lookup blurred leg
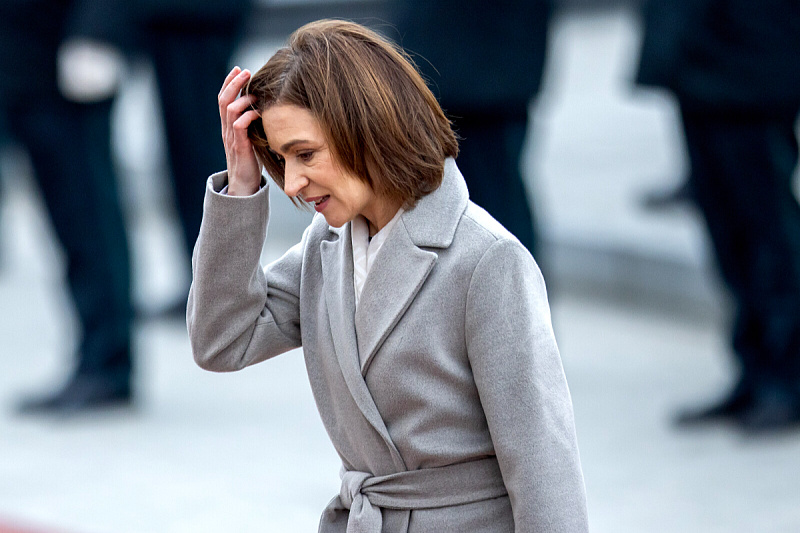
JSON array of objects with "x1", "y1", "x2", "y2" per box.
[
  {"x1": 10, "y1": 94, "x2": 133, "y2": 409},
  {"x1": 680, "y1": 106, "x2": 800, "y2": 430}
]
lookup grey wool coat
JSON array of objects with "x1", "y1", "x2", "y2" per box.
[{"x1": 187, "y1": 159, "x2": 589, "y2": 532}]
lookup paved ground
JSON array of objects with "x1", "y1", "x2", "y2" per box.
[{"x1": 1, "y1": 6, "x2": 799, "y2": 533}]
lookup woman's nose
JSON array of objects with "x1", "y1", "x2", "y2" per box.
[{"x1": 283, "y1": 165, "x2": 307, "y2": 197}]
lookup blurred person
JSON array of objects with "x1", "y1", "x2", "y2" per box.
[
  {"x1": 390, "y1": 0, "x2": 552, "y2": 257},
  {"x1": 636, "y1": 0, "x2": 800, "y2": 432},
  {"x1": 190, "y1": 20, "x2": 588, "y2": 531},
  {"x1": 0, "y1": 0, "x2": 134, "y2": 413},
  {"x1": 126, "y1": 0, "x2": 251, "y2": 317},
  {"x1": 641, "y1": 180, "x2": 693, "y2": 210}
]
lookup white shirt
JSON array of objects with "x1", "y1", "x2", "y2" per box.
[{"x1": 351, "y1": 208, "x2": 405, "y2": 310}]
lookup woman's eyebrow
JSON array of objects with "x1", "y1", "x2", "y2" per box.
[{"x1": 280, "y1": 139, "x2": 311, "y2": 152}]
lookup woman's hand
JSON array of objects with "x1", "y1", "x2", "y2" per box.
[{"x1": 218, "y1": 66, "x2": 262, "y2": 196}]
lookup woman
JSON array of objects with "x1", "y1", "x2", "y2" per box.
[{"x1": 188, "y1": 19, "x2": 588, "y2": 532}]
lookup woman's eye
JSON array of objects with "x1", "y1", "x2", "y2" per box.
[{"x1": 298, "y1": 151, "x2": 313, "y2": 162}]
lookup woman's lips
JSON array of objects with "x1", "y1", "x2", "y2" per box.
[{"x1": 309, "y1": 195, "x2": 330, "y2": 212}]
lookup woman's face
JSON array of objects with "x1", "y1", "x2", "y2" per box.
[{"x1": 261, "y1": 104, "x2": 383, "y2": 229}]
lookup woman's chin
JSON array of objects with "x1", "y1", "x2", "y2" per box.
[{"x1": 321, "y1": 214, "x2": 347, "y2": 228}]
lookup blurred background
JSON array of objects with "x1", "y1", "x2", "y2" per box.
[{"x1": 1, "y1": 0, "x2": 799, "y2": 532}]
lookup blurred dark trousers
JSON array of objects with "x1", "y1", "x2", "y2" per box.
[
  {"x1": 681, "y1": 106, "x2": 800, "y2": 395},
  {"x1": 4, "y1": 95, "x2": 132, "y2": 385},
  {"x1": 143, "y1": 29, "x2": 238, "y2": 255},
  {"x1": 453, "y1": 111, "x2": 536, "y2": 256}
]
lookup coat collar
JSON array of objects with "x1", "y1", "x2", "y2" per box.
[{"x1": 400, "y1": 157, "x2": 470, "y2": 249}]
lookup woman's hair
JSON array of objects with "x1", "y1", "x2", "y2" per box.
[{"x1": 245, "y1": 19, "x2": 458, "y2": 206}]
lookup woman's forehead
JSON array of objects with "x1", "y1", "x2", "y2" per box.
[{"x1": 261, "y1": 104, "x2": 325, "y2": 149}]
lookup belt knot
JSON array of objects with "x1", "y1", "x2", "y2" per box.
[
  {"x1": 322, "y1": 458, "x2": 507, "y2": 533},
  {"x1": 339, "y1": 470, "x2": 372, "y2": 509}
]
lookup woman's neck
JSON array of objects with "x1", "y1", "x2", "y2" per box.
[{"x1": 363, "y1": 198, "x2": 403, "y2": 237}]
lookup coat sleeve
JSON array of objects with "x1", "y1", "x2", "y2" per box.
[
  {"x1": 465, "y1": 238, "x2": 589, "y2": 532},
  {"x1": 187, "y1": 171, "x2": 303, "y2": 372}
]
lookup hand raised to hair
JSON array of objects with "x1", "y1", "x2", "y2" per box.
[{"x1": 218, "y1": 67, "x2": 262, "y2": 196}]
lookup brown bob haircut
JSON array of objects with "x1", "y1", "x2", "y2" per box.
[{"x1": 245, "y1": 19, "x2": 458, "y2": 206}]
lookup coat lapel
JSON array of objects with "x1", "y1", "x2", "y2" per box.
[
  {"x1": 317, "y1": 159, "x2": 469, "y2": 466},
  {"x1": 355, "y1": 158, "x2": 470, "y2": 375},
  {"x1": 355, "y1": 225, "x2": 437, "y2": 374},
  {"x1": 319, "y1": 224, "x2": 406, "y2": 470}
]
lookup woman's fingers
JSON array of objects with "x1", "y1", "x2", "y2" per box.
[
  {"x1": 217, "y1": 67, "x2": 261, "y2": 195},
  {"x1": 219, "y1": 68, "x2": 255, "y2": 145},
  {"x1": 219, "y1": 67, "x2": 251, "y2": 142},
  {"x1": 218, "y1": 67, "x2": 241, "y2": 128},
  {"x1": 232, "y1": 109, "x2": 261, "y2": 138},
  {"x1": 229, "y1": 109, "x2": 259, "y2": 155},
  {"x1": 219, "y1": 68, "x2": 250, "y2": 112},
  {"x1": 218, "y1": 66, "x2": 241, "y2": 101},
  {"x1": 223, "y1": 94, "x2": 257, "y2": 154},
  {"x1": 226, "y1": 93, "x2": 257, "y2": 127}
]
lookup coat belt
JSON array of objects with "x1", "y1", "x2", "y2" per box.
[{"x1": 321, "y1": 457, "x2": 508, "y2": 532}]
